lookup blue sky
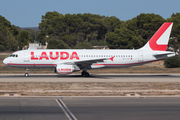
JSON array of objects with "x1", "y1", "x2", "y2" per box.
[{"x1": 0, "y1": 0, "x2": 179, "y2": 27}]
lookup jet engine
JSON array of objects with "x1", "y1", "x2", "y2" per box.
[{"x1": 55, "y1": 64, "x2": 75, "y2": 74}]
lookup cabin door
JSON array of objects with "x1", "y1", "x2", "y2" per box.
[{"x1": 24, "y1": 51, "x2": 29, "y2": 62}]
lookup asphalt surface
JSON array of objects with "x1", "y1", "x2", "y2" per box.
[
  {"x1": 0, "y1": 97, "x2": 68, "y2": 120},
  {"x1": 0, "y1": 97, "x2": 180, "y2": 120},
  {"x1": 0, "y1": 74, "x2": 180, "y2": 82}
]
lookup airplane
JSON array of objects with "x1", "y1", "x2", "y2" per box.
[{"x1": 3, "y1": 22, "x2": 175, "y2": 77}]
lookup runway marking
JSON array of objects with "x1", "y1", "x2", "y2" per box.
[{"x1": 56, "y1": 99, "x2": 77, "y2": 120}]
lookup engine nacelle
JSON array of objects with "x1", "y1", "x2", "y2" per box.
[{"x1": 55, "y1": 65, "x2": 74, "y2": 74}]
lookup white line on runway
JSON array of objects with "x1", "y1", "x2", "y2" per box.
[{"x1": 56, "y1": 99, "x2": 77, "y2": 120}]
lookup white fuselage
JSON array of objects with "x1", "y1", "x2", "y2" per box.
[{"x1": 3, "y1": 49, "x2": 175, "y2": 69}]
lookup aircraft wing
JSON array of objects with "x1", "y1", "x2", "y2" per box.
[
  {"x1": 62, "y1": 56, "x2": 114, "y2": 69},
  {"x1": 63, "y1": 58, "x2": 106, "y2": 69}
]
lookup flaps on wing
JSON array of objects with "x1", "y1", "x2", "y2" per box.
[
  {"x1": 60, "y1": 56, "x2": 115, "y2": 69},
  {"x1": 74, "y1": 58, "x2": 106, "y2": 69}
]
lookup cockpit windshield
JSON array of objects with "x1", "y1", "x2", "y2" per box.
[{"x1": 10, "y1": 54, "x2": 18, "y2": 57}]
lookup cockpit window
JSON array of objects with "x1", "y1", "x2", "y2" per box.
[{"x1": 10, "y1": 54, "x2": 18, "y2": 57}]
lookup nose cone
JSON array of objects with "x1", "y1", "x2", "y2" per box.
[{"x1": 3, "y1": 58, "x2": 7, "y2": 65}]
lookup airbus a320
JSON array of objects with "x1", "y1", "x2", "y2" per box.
[{"x1": 3, "y1": 22, "x2": 175, "y2": 77}]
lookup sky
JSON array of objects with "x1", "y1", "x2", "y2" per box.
[{"x1": 0, "y1": 0, "x2": 180, "y2": 27}]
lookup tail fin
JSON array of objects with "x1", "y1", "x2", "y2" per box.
[{"x1": 140, "y1": 22, "x2": 173, "y2": 51}]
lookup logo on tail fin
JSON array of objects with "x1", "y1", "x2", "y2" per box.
[
  {"x1": 149, "y1": 22, "x2": 173, "y2": 51},
  {"x1": 140, "y1": 22, "x2": 173, "y2": 51}
]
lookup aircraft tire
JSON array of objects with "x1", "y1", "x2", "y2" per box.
[
  {"x1": 25, "y1": 73, "x2": 29, "y2": 77},
  {"x1": 81, "y1": 71, "x2": 89, "y2": 77}
]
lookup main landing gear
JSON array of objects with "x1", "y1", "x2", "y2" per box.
[
  {"x1": 25, "y1": 68, "x2": 29, "y2": 77},
  {"x1": 81, "y1": 70, "x2": 90, "y2": 77}
]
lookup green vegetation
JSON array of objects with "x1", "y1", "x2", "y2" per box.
[
  {"x1": 0, "y1": 16, "x2": 19, "y2": 51},
  {"x1": 0, "y1": 12, "x2": 180, "y2": 52},
  {"x1": 18, "y1": 30, "x2": 33, "y2": 50},
  {"x1": 47, "y1": 38, "x2": 70, "y2": 49},
  {"x1": 0, "y1": 15, "x2": 34, "y2": 51},
  {"x1": 38, "y1": 12, "x2": 180, "y2": 50},
  {"x1": 164, "y1": 56, "x2": 180, "y2": 68}
]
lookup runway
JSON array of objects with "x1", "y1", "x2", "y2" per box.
[
  {"x1": 0, "y1": 97, "x2": 180, "y2": 120},
  {"x1": 0, "y1": 73, "x2": 180, "y2": 82}
]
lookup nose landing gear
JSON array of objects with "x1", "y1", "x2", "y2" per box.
[{"x1": 25, "y1": 68, "x2": 29, "y2": 77}]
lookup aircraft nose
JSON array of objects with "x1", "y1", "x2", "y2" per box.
[{"x1": 3, "y1": 58, "x2": 7, "y2": 65}]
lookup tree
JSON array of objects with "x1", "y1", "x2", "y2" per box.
[
  {"x1": 167, "y1": 13, "x2": 180, "y2": 53},
  {"x1": 164, "y1": 56, "x2": 180, "y2": 68},
  {"x1": 38, "y1": 12, "x2": 180, "y2": 50},
  {"x1": 0, "y1": 45, "x2": 5, "y2": 51},
  {"x1": 18, "y1": 30, "x2": 32, "y2": 50},
  {"x1": 74, "y1": 41, "x2": 93, "y2": 49},
  {"x1": 106, "y1": 27, "x2": 144, "y2": 49},
  {"x1": 104, "y1": 16, "x2": 122, "y2": 32},
  {"x1": 38, "y1": 12, "x2": 108, "y2": 48},
  {"x1": 127, "y1": 13, "x2": 165, "y2": 41},
  {"x1": 22, "y1": 29, "x2": 40, "y2": 43},
  {"x1": 0, "y1": 15, "x2": 19, "y2": 51},
  {"x1": 47, "y1": 38, "x2": 70, "y2": 49}
]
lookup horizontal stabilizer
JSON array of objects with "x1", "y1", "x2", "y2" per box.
[{"x1": 153, "y1": 52, "x2": 175, "y2": 57}]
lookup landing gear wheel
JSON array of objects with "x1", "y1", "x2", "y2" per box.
[
  {"x1": 81, "y1": 71, "x2": 90, "y2": 77},
  {"x1": 25, "y1": 73, "x2": 29, "y2": 77},
  {"x1": 25, "y1": 68, "x2": 29, "y2": 77}
]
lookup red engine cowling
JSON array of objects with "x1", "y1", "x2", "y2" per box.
[{"x1": 55, "y1": 65, "x2": 74, "y2": 74}]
